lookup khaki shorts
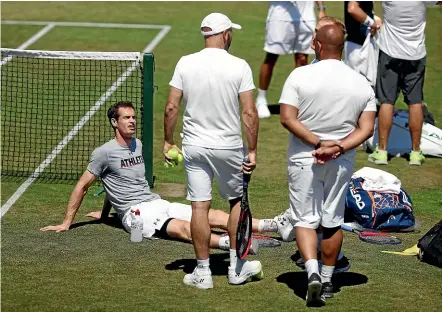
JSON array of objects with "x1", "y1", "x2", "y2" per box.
[
  {"x1": 183, "y1": 145, "x2": 243, "y2": 201},
  {"x1": 264, "y1": 20, "x2": 315, "y2": 55},
  {"x1": 288, "y1": 158, "x2": 353, "y2": 229}
]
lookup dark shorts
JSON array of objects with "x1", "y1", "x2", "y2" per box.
[
  {"x1": 376, "y1": 49, "x2": 426, "y2": 105},
  {"x1": 154, "y1": 218, "x2": 173, "y2": 239}
]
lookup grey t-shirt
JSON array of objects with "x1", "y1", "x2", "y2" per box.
[
  {"x1": 377, "y1": 1, "x2": 432, "y2": 60},
  {"x1": 87, "y1": 138, "x2": 160, "y2": 215}
]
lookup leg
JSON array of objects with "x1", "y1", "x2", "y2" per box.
[
  {"x1": 227, "y1": 198, "x2": 241, "y2": 250},
  {"x1": 182, "y1": 145, "x2": 214, "y2": 289},
  {"x1": 402, "y1": 56, "x2": 426, "y2": 163},
  {"x1": 408, "y1": 103, "x2": 424, "y2": 152},
  {"x1": 191, "y1": 201, "x2": 211, "y2": 260},
  {"x1": 294, "y1": 53, "x2": 308, "y2": 67},
  {"x1": 320, "y1": 226, "x2": 343, "y2": 267},
  {"x1": 377, "y1": 103, "x2": 394, "y2": 150},
  {"x1": 296, "y1": 226, "x2": 318, "y2": 262},
  {"x1": 258, "y1": 52, "x2": 279, "y2": 91},
  {"x1": 371, "y1": 50, "x2": 400, "y2": 164},
  {"x1": 164, "y1": 218, "x2": 223, "y2": 249}
]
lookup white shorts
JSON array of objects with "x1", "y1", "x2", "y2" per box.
[
  {"x1": 121, "y1": 199, "x2": 191, "y2": 238},
  {"x1": 288, "y1": 158, "x2": 353, "y2": 229},
  {"x1": 264, "y1": 20, "x2": 315, "y2": 55},
  {"x1": 183, "y1": 145, "x2": 243, "y2": 201}
]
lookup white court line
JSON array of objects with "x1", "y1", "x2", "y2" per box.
[
  {"x1": 1, "y1": 23, "x2": 55, "y2": 66},
  {"x1": 2, "y1": 20, "x2": 169, "y2": 29},
  {"x1": 0, "y1": 24, "x2": 171, "y2": 218}
]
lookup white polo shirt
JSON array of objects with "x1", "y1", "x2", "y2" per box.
[
  {"x1": 279, "y1": 59, "x2": 377, "y2": 162},
  {"x1": 377, "y1": 1, "x2": 433, "y2": 60},
  {"x1": 267, "y1": 1, "x2": 316, "y2": 23},
  {"x1": 169, "y1": 48, "x2": 255, "y2": 149}
]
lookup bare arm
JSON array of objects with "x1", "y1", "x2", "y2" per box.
[
  {"x1": 316, "y1": 1, "x2": 326, "y2": 19},
  {"x1": 280, "y1": 104, "x2": 320, "y2": 147},
  {"x1": 163, "y1": 86, "x2": 183, "y2": 145},
  {"x1": 348, "y1": 1, "x2": 381, "y2": 36},
  {"x1": 40, "y1": 171, "x2": 96, "y2": 232},
  {"x1": 239, "y1": 90, "x2": 259, "y2": 172},
  {"x1": 347, "y1": 1, "x2": 369, "y2": 24},
  {"x1": 341, "y1": 111, "x2": 376, "y2": 152},
  {"x1": 163, "y1": 86, "x2": 183, "y2": 163},
  {"x1": 312, "y1": 111, "x2": 376, "y2": 163}
]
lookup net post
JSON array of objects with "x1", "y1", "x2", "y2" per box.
[{"x1": 142, "y1": 53, "x2": 155, "y2": 188}]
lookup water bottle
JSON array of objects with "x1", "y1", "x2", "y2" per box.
[{"x1": 130, "y1": 209, "x2": 143, "y2": 243}]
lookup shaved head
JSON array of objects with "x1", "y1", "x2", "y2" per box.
[
  {"x1": 311, "y1": 16, "x2": 346, "y2": 50},
  {"x1": 314, "y1": 23, "x2": 345, "y2": 60}
]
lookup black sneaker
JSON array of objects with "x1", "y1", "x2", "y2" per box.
[
  {"x1": 333, "y1": 256, "x2": 351, "y2": 273},
  {"x1": 306, "y1": 273, "x2": 325, "y2": 307},
  {"x1": 321, "y1": 282, "x2": 334, "y2": 299}
]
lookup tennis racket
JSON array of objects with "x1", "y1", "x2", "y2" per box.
[
  {"x1": 341, "y1": 222, "x2": 402, "y2": 245},
  {"x1": 236, "y1": 168, "x2": 253, "y2": 259}
]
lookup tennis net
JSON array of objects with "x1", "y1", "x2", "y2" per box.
[{"x1": 1, "y1": 48, "x2": 152, "y2": 182}]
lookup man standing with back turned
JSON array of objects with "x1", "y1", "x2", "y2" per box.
[
  {"x1": 163, "y1": 13, "x2": 261, "y2": 289},
  {"x1": 280, "y1": 22, "x2": 376, "y2": 305}
]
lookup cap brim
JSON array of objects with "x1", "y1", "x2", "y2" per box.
[{"x1": 231, "y1": 23, "x2": 242, "y2": 30}]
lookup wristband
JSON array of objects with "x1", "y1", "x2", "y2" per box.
[
  {"x1": 315, "y1": 140, "x2": 322, "y2": 149},
  {"x1": 363, "y1": 15, "x2": 375, "y2": 27},
  {"x1": 339, "y1": 145, "x2": 345, "y2": 155},
  {"x1": 318, "y1": 5, "x2": 326, "y2": 10}
]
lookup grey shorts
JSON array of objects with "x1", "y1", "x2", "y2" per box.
[{"x1": 376, "y1": 49, "x2": 426, "y2": 105}]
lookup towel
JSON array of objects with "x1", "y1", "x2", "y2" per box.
[{"x1": 352, "y1": 167, "x2": 401, "y2": 194}]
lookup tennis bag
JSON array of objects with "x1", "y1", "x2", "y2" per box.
[
  {"x1": 345, "y1": 177, "x2": 415, "y2": 231},
  {"x1": 417, "y1": 219, "x2": 442, "y2": 268}
]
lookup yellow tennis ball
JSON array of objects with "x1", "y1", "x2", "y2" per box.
[
  {"x1": 177, "y1": 153, "x2": 184, "y2": 163},
  {"x1": 164, "y1": 161, "x2": 176, "y2": 169},
  {"x1": 167, "y1": 148, "x2": 179, "y2": 160}
]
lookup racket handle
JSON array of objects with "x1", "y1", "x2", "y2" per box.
[{"x1": 243, "y1": 158, "x2": 251, "y2": 183}]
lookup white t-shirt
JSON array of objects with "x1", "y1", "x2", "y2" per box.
[
  {"x1": 279, "y1": 59, "x2": 377, "y2": 162},
  {"x1": 377, "y1": 1, "x2": 432, "y2": 60},
  {"x1": 267, "y1": 1, "x2": 316, "y2": 23},
  {"x1": 169, "y1": 48, "x2": 255, "y2": 149}
]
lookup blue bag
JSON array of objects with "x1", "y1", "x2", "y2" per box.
[{"x1": 345, "y1": 177, "x2": 415, "y2": 231}]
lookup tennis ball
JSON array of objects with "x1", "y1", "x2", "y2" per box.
[
  {"x1": 252, "y1": 269, "x2": 264, "y2": 281},
  {"x1": 177, "y1": 153, "x2": 184, "y2": 163},
  {"x1": 164, "y1": 161, "x2": 176, "y2": 169},
  {"x1": 167, "y1": 148, "x2": 179, "y2": 160}
]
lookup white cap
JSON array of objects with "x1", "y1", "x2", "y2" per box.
[{"x1": 200, "y1": 13, "x2": 242, "y2": 36}]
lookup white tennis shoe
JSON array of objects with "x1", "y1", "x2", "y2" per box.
[
  {"x1": 228, "y1": 260, "x2": 263, "y2": 285},
  {"x1": 183, "y1": 267, "x2": 213, "y2": 289}
]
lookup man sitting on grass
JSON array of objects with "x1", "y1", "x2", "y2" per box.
[{"x1": 40, "y1": 101, "x2": 285, "y2": 253}]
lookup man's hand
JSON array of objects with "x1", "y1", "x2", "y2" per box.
[
  {"x1": 40, "y1": 223, "x2": 70, "y2": 232},
  {"x1": 85, "y1": 211, "x2": 102, "y2": 220},
  {"x1": 313, "y1": 141, "x2": 342, "y2": 164},
  {"x1": 370, "y1": 19, "x2": 382, "y2": 36},
  {"x1": 243, "y1": 151, "x2": 256, "y2": 175},
  {"x1": 163, "y1": 141, "x2": 182, "y2": 165}
]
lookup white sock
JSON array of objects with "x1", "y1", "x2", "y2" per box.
[
  {"x1": 196, "y1": 258, "x2": 210, "y2": 274},
  {"x1": 258, "y1": 219, "x2": 278, "y2": 232},
  {"x1": 317, "y1": 232, "x2": 323, "y2": 252},
  {"x1": 304, "y1": 259, "x2": 319, "y2": 279},
  {"x1": 337, "y1": 250, "x2": 344, "y2": 260},
  {"x1": 321, "y1": 265, "x2": 334, "y2": 283},
  {"x1": 257, "y1": 88, "x2": 267, "y2": 103},
  {"x1": 230, "y1": 249, "x2": 238, "y2": 267},
  {"x1": 218, "y1": 235, "x2": 230, "y2": 250}
]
